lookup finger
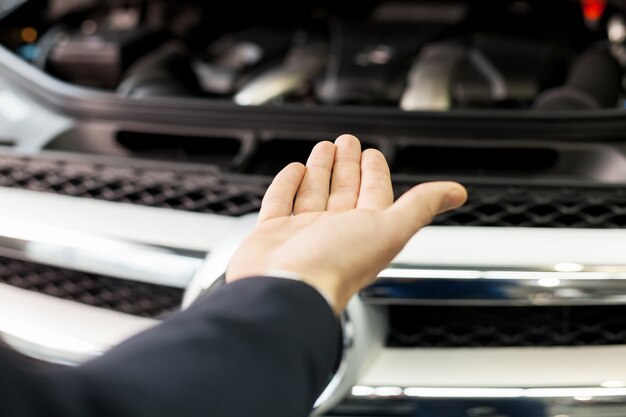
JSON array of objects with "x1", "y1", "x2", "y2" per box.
[
  {"x1": 257, "y1": 162, "x2": 306, "y2": 223},
  {"x1": 356, "y1": 149, "x2": 393, "y2": 210},
  {"x1": 326, "y1": 134, "x2": 362, "y2": 211},
  {"x1": 294, "y1": 141, "x2": 336, "y2": 214},
  {"x1": 385, "y1": 181, "x2": 467, "y2": 241}
]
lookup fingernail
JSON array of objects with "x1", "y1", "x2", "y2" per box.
[{"x1": 442, "y1": 188, "x2": 467, "y2": 212}]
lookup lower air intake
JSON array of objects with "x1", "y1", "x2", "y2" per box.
[
  {"x1": 0, "y1": 256, "x2": 183, "y2": 318},
  {"x1": 388, "y1": 304, "x2": 626, "y2": 347},
  {"x1": 426, "y1": 184, "x2": 626, "y2": 228}
]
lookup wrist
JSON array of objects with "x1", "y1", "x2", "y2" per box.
[
  {"x1": 265, "y1": 269, "x2": 350, "y2": 315},
  {"x1": 299, "y1": 274, "x2": 353, "y2": 315}
]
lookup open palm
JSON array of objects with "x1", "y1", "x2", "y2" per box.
[{"x1": 227, "y1": 135, "x2": 467, "y2": 313}]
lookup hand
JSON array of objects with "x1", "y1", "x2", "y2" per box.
[{"x1": 226, "y1": 135, "x2": 467, "y2": 313}]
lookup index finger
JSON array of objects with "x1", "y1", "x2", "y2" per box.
[{"x1": 257, "y1": 162, "x2": 306, "y2": 223}]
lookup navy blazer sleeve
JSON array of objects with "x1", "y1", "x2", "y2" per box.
[{"x1": 0, "y1": 277, "x2": 342, "y2": 417}]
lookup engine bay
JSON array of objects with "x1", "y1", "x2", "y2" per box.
[{"x1": 2, "y1": 0, "x2": 625, "y2": 112}]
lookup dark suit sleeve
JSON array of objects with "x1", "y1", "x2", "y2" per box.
[{"x1": 0, "y1": 277, "x2": 342, "y2": 417}]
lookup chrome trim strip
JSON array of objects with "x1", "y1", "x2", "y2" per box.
[
  {"x1": 361, "y1": 226, "x2": 626, "y2": 305},
  {"x1": 352, "y1": 385, "x2": 626, "y2": 398},
  {"x1": 0, "y1": 187, "x2": 238, "y2": 253},
  {"x1": 362, "y1": 264, "x2": 626, "y2": 305},
  {"x1": 0, "y1": 283, "x2": 155, "y2": 365},
  {"x1": 333, "y1": 388, "x2": 626, "y2": 417},
  {"x1": 0, "y1": 187, "x2": 249, "y2": 287},
  {"x1": 313, "y1": 312, "x2": 354, "y2": 414},
  {"x1": 381, "y1": 264, "x2": 626, "y2": 279},
  {"x1": 312, "y1": 299, "x2": 387, "y2": 415},
  {"x1": 0, "y1": 217, "x2": 204, "y2": 288},
  {"x1": 183, "y1": 214, "x2": 259, "y2": 306}
]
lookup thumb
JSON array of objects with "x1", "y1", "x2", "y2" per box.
[{"x1": 386, "y1": 181, "x2": 467, "y2": 241}]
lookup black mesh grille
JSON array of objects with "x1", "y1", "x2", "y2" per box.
[
  {"x1": 0, "y1": 154, "x2": 266, "y2": 216},
  {"x1": 388, "y1": 305, "x2": 626, "y2": 347},
  {"x1": 426, "y1": 184, "x2": 626, "y2": 228},
  {"x1": 3, "y1": 154, "x2": 626, "y2": 334},
  {"x1": 0, "y1": 257, "x2": 183, "y2": 317},
  {"x1": 1, "y1": 154, "x2": 626, "y2": 227}
]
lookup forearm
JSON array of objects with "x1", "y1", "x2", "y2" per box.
[{"x1": 0, "y1": 277, "x2": 341, "y2": 417}]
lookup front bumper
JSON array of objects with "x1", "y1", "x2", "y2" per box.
[{"x1": 1, "y1": 185, "x2": 626, "y2": 416}]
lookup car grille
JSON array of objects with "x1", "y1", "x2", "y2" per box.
[
  {"x1": 428, "y1": 184, "x2": 626, "y2": 228},
  {"x1": 0, "y1": 154, "x2": 266, "y2": 216},
  {"x1": 0, "y1": 256, "x2": 183, "y2": 318},
  {"x1": 387, "y1": 305, "x2": 626, "y2": 347},
  {"x1": 0, "y1": 154, "x2": 625, "y2": 227},
  {"x1": 4, "y1": 154, "x2": 626, "y2": 330}
]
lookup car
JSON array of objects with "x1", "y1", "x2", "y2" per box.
[{"x1": 1, "y1": 0, "x2": 626, "y2": 416}]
